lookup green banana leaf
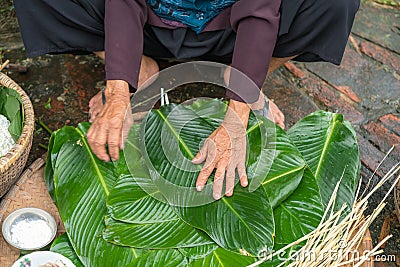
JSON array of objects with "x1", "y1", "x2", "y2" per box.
[
  {"x1": 105, "y1": 124, "x2": 215, "y2": 250},
  {"x1": 184, "y1": 99, "x2": 308, "y2": 218},
  {"x1": 51, "y1": 233, "x2": 188, "y2": 267},
  {"x1": 287, "y1": 111, "x2": 360, "y2": 211},
  {"x1": 50, "y1": 234, "x2": 84, "y2": 267},
  {"x1": 45, "y1": 126, "x2": 83, "y2": 201},
  {"x1": 273, "y1": 167, "x2": 324, "y2": 245},
  {"x1": 46, "y1": 99, "x2": 360, "y2": 266},
  {"x1": 107, "y1": 175, "x2": 176, "y2": 224},
  {"x1": 175, "y1": 185, "x2": 274, "y2": 256},
  {"x1": 189, "y1": 248, "x2": 255, "y2": 266},
  {"x1": 140, "y1": 103, "x2": 276, "y2": 255},
  {"x1": 104, "y1": 215, "x2": 213, "y2": 249},
  {"x1": 247, "y1": 117, "x2": 306, "y2": 208},
  {"x1": 179, "y1": 244, "x2": 219, "y2": 260},
  {"x1": 47, "y1": 123, "x2": 145, "y2": 266},
  {"x1": 105, "y1": 174, "x2": 213, "y2": 249},
  {"x1": 258, "y1": 242, "x2": 305, "y2": 267},
  {"x1": 128, "y1": 249, "x2": 188, "y2": 267},
  {"x1": 0, "y1": 86, "x2": 24, "y2": 142}
]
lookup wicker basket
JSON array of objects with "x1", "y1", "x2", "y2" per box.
[
  {"x1": 0, "y1": 72, "x2": 34, "y2": 198},
  {"x1": 0, "y1": 155, "x2": 65, "y2": 266}
]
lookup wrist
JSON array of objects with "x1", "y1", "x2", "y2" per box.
[
  {"x1": 226, "y1": 99, "x2": 250, "y2": 127},
  {"x1": 105, "y1": 80, "x2": 130, "y2": 100}
]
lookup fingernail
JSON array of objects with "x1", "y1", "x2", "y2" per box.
[
  {"x1": 192, "y1": 157, "x2": 198, "y2": 163},
  {"x1": 196, "y1": 185, "x2": 203, "y2": 192},
  {"x1": 242, "y1": 180, "x2": 248, "y2": 187},
  {"x1": 213, "y1": 193, "x2": 221, "y2": 200},
  {"x1": 226, "y1": 190, "x2": 233, "y2": 197}
]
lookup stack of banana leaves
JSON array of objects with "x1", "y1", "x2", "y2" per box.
[{"x1": 45, "y1": 99, "x2": 360, "y2": 267}]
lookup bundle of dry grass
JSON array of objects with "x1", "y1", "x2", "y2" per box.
[{"x1": 249, "y1": 147, "x2": 400, "y2": 267}]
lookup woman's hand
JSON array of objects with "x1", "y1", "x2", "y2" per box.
[
  {"x1": 192, "y1": 100, "x2": 250, "y2": 200},
  {"x1": 87, "y1": 80, "x2": 133, "y2": 162}
]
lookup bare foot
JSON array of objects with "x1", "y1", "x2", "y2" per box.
[
  {"x1": 89, "y1": 55, "x2": 159, "y2": 122},
  {"x1": 223, "y1": 66, "x2": 285, "y2": 129}
]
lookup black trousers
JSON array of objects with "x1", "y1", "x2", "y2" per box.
[{"x1": 14, "y1": 0, "x2": 360, "y2": 65}]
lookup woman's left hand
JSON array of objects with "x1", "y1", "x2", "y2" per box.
[{"x1": 192, "y1": 100, "x2": 250, "y2": 200}]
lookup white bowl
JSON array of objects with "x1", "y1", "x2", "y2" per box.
[
  {"x1": 2, "y1": 207, "x2": 57, "y2": 250},
  {"x1": 12, "y1": 251, "x2": 76, "y2": 267}
]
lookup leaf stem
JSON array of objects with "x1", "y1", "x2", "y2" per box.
[
  {"x1": 39, "y1": 143, "x2": 48, "y2": 150},
  {"x1": 38, "y1": 118, "x2": 53, "y2": 135}
]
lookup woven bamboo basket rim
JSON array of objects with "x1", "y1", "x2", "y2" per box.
[
  {"x1": 0, "y1": 154, "x2": 47, "y2": 221},
  {"x1": 0, "y1": 71, "x2": 35, "y2": 173},
  {"x1": 0, "y1": 154, "x2": 65, "y2": 266}
]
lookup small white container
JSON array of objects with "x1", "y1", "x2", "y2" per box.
[{"x1": 2, "y1": 207, "x2": 57, "y2": 250}]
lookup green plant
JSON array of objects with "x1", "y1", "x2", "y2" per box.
[
  {"x1": 45, "y1": 99, "x2": 360, "y2": 266},
  {"x1": 0, "y1": 86, "x2": 24, "y2": 141}
]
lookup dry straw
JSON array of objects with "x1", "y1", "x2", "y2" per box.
[{"x1": 249, "y1": 146, "x2": 399, "y2": 267}]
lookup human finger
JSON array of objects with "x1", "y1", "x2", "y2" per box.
[
  {"x1": 192, "y1": 139, "x2": 209, "y2": 164},
  {"x1": 237, "y1": 162, "x2": 248, "y2": 187},
  {"x1": 195, "y1": 152, "x2": 217, "y2": 192},
  {"x1": 213, "y1": 163, "x2": 226, "y2": 200},
  {"x1": 89, "y1": 102, "x2": 103, "y2": 123},
  {"x1": 120, "y1": 109, "x2": 134, "y2": 150},
  {"x1": 108, "y1": 117, "x2": 123, "y2": 161},
  {"x1": 89, "y1": 96, "x2": 95, "y2": 108},
  {"x1": 87, "y1": 119, "x2": 110, "y2": 162},
  {"x1": 225, "y1": 163, "x2": 236, "y2": 197}
]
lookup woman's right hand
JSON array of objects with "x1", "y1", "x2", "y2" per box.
[{"x1": 87, "y1": 80, "x2": 133, "y2": 162}]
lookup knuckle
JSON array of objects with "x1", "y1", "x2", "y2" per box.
[
  {"x1": 110, "y1": 117, "x2": 123, "y2": 126},
  {"x1": 214, "y1": 177, "x2": 224, "y2": 184},
  {"x1": 108, "y1": 141, "x2": 119, "y2": 147},
  {"x1": 92, "y1": 139, "x2": 105, "y2": 146},
  {"x1": 215, "y1": 168, "x2": 225, "y2": 177},
  {"x1": 226, "y1": 170, "x2": 235, "y2": 179},
  {"x1": 197, "y1": 175, "x2": 208, "y2": 183},
  {"x1": 97, "y1": 117, "x2": 107, "y2": 124},
  {"x1": 199, "y1": 165, "x2": 214, "y2": 176},
  {"x1": 87, "y1": 135, "x2": 94, "y2": 143},
  {"x1": 239, "y1": 167, "x2": 247, "y2": 177}
]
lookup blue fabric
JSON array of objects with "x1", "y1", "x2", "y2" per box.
[{"x1": 146, "y1": 0, "x2": 237, "y2": 33}]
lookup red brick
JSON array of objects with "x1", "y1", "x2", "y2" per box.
[
  {"x1": 333, "y1": 85, "x2": 360, "y2": 103},
  {"x1": 360, "y1": 41, "x2": 400, "y2": 71},
  {"x1": 357, "y1": 133, "x2": 398, "y2": 178},
  {"x1": 363, "y1": 121, "x2": 400, "y2": 160},
  {"x1": 263, "y1": 70, "x2": 317, "y2": 129},
  {"x1": 300, "y1": 77, "x2": 364, "y2": 124},
  {"x1": 283, "y1": 62, "x2": 307, "y2": 79},
  {"x1": 379, "y1": 114, "x2": 400, "y2": 136}
]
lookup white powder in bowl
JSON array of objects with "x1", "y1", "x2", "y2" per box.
[
  {"x1": 0, "y1": 114, "x2": 15, "y2": 157},
  {"x1": 10, "y1": 218, "x2": 53, "y2": 248}
]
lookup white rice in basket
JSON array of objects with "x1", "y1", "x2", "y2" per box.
[{"x1": 0, "y1": 114, "x2": 15, "y2": 157}]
